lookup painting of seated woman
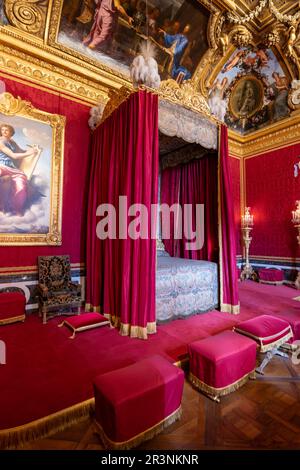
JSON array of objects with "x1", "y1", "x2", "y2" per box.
[
  {"x1": 54, "y1": 0, "x2": 209, "y2": 82},
  {"x1": 0, "y1": 114, "x2": 52, "y2": 236}
]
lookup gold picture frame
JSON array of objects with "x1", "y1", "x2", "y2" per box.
[
  {"x1": 229, "y1": 75, "x2": 264, "y2": 119},
  {"x1": 0, "y1": 92, "x2": 65, "y2": 246}
]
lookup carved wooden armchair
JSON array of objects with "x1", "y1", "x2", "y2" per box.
[{"x1": 37, "y1": 255, "x2": 81, "y2": 324}]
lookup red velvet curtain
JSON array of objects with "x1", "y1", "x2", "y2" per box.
[
  {"x1": 86, "y1": 91, "x2": 159, "y2": 339},
  {"x1": 161, "y1": 155, "x2": 218, "y2": 261},
  {"x1": 219, "y1": 125, "x2": 239, "y2": 313}
]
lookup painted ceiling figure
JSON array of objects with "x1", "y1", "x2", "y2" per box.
[
  {"x1": 208, "y1": 77, "x2": 228, "y2": 121},
  {"x1": 222, "y1": 50, "x2": 247, "y2": 73},
  {"x1": 238, "y1": 82, "x2": 256, "y2": 115},
  {"x1": 83, "y1": 0, "x2": 133, "y2": 51},
  {"x1": 270, "y1": 72, "x2": 289, "y2": 121},
  {"x1": 159, "y1": 22, "x2": 192, "y2": 81}
]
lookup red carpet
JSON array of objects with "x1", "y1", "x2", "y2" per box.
[{"x1": 0, "y1": 281, "x2": 299, "y2": 444}]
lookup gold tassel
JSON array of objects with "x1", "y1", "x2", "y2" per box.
[
  {"x1": 94, "y1": 406, "x2": 182, "y2": 450},
  {"x1": 0, "y1": 399, "x2": 94, "y2": 449}
]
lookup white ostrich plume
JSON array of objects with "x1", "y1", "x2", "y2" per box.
[
  {"x1": 88, "y1": 102, "x2": 106, "y2": 130},
  {"x1": 130, "y1": 41, "x2": 161, "y2": 89}
]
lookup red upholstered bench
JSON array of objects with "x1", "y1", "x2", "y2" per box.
[
  {"x1": 234, "y1": 315, "x2": 293, "y2": 374},
  {"x1": 58, "y1": 312, "x2": 110, "y2": 338},
  {"x1": 258, "y1": 268, "x2": 284, "y2": 285},
  {"x1": 0, "y1": 291, "x2": 26, "y2": 325},
  {"x1": 93, "y1": 355, "x2": 184, "y2": 449},
  {"x1": 188, "y1": 330, "x2": 257, "y2": 403}
]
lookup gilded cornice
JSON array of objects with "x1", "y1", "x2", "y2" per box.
[
  {"x1": 228, "y1": 112, "x2": 300, "y2": 157},
  {"x1": 0, "y1": 24, "x2": 127, "y2": 89},
  {"x1": 0, "y1": 30, "x2": 110, "y2": 105}
]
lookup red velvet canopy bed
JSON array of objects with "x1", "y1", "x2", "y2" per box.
[{"x1": 85, "y1": 90, "x2": 239, "y2": 339}]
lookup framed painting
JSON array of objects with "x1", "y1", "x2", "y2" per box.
[
  {"x1": 49, "y1": 0, "x2": 210, "y2": 83},
  {"x1": 0, "y1": 92, "x2": 65, "y2": 245},
  {"x1": 229, "y1": 75, "x2": 264, "y2": 119}
]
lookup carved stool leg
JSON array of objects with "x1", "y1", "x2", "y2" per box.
[{"x1": 256, "y1": 347, "x2": 288, "y2": 375}]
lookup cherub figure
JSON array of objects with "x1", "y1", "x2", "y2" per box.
[{"x1": 222, "y1": 50, "x2": 247, "y2": 73}]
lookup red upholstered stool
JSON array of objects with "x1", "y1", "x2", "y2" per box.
[
  {"x1": 188, "y1": 330, "x2": 257, "y2": 403},
  {"x1": 93, "y1": 355, "x2": 184, "y2": 449},
  {"x1": 58, "y1": 312, "x2": 110, "y2": 338},
  {"x1": 0, "y1": 291, "x2": 26, "y2": 325},
  {"x1": 258, "y1": 268, "x2": 284, "y2": 285},
  {"x1": 234, "y1": 315, "x2": 293, "y2": 374}
]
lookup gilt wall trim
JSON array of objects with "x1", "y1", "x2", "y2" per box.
[
  {"x1": 229, "y1": 112, "x2": 300, "y2": 157},
  {"x1": 0, "y1": 32, "x2": 110, "y2": 105}
]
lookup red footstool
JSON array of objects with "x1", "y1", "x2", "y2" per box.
[
  {"x1": 258, "y1": 268, "x2": 284, "y2": 285},
  {"x1": 0, "y1": 291, "x2": 26, "y2": 325},
  {"x1": 188, "y1": 330, "x2": 257, "y2": 402},
  {"x1": 93, "y1": 355, "x2": 184, "y2": 449},
  {"x1": 58, "y1": 312, "x2": 110, "y2": 338},
  {"x1": 234, "y1": 315, "x2": 293, "y2": 374}
]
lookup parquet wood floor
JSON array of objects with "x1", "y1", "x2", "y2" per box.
[{"x1": 21, "y1": 355, "x2": 300, "y2": 450}]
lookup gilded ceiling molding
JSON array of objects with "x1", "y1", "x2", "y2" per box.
[
  {"x1": 0, "y1": 42, "x2": 109, "y2": 105},
  {"x1": 228, "y1": 114, "x2": 300, "y2": 157},
  {"x1": 4, "y1": 0, "x2": 49, "y2": 39}
]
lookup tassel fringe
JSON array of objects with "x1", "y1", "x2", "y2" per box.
[
  {"x1": 189, "y1": 370, "x2": 256, "y2": 400},
  {"x1": 94, "y1": 406, "x2": 182, "y2": 450},
  {"x1": 0, "y1": 399, "x2": 94, "y2": 450}
]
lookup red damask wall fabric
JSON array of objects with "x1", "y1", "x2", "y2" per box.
[
  {"x1": 228, "y1": 156, "x2": 242, "y2": 255},
  {"x1": 0, "y1": 75, "x2": 91, "y2": 267},
  {"x1": 246, "y1": 143, "x2": 300, "y2": 258}
]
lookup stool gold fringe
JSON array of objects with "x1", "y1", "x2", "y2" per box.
[
  {"x1": 94, "y1": 406, "x2": 182, "y2": 450},
  {"x1": 0, "y1": 398, "x2": 94, "y2": 449}
]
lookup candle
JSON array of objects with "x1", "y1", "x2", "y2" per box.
[
  {"x1": 292, "y1": 201, "x2": 300, "y2": 225},
  {"x1": 242, "y1": 207, "x2": 253, "y2": 227}
]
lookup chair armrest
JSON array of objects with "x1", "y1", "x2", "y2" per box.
[
  {"x1": 37, "y1": 284, "x2": 49, "y2": 300},
  {"x1": 68, "y1": 282, "x2": 82, "y2": 295}
]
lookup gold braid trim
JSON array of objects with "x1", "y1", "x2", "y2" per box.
[
  {"x1": 189, "y1": 370, "x2": 256, "y2": 399},
  {"x1": 0, "y1": 399, "x2": 95, "y2": 450},
  {"x1": 234, "y1": 328, "x2": 293, "y2": 353},
  {"x1": 220, "y1": 303, "x2": 240, "y2": 315},
  {"x1": 104, "y1": 313, "x2": 156, "y2": 340},
  {"x1": 84, "y1": 303, "x2": 101, "y2": 312},
  {"x1": 0, "y1": 315, "x2": 25, "y2": 325},
  {"x1": 94, "y1": 406, "x2": 182, "y2": 450},
  {"x1": 258, "y1": 280, "x2": 283, "y2": 285},
  {"x1": 84, "y1": 306, "x2": 157, "y2": 339}
]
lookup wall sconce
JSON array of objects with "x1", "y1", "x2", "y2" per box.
[
  {"x1": 240, "y1": 207, "x2": 256, "y2": 281},
  {"x1": 292, "y1": 200, "x2": 300, "y2": 289}
]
